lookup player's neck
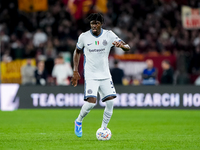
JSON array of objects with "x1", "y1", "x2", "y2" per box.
[
  {"x1": 91, "y1": 28, "x2": 102, "y2": 37},
  {"x1": 94, "y1": 30, "x2": 101, "y2": 36}
]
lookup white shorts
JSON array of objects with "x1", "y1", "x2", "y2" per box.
[{"x1": 84, "y1": 78, "x2": 117, "y2": 102}]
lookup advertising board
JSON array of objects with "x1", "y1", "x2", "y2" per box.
[{"x1": 1, "y1": 84, "x2": 200, "y2": 110}]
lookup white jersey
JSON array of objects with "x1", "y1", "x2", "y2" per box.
[{"x1": 77, "y1": 29, "x2": 121, "y2": 80}]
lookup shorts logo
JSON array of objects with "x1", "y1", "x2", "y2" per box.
[
  {"x1": 103, "y1": 40, "x2": 107, "y2": 46},
  {"x1": 87, "y1": 89, "x2": 92, "y2": 94}
]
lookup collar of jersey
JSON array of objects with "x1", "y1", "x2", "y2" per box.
[{"x1": 90, "y1": 28, "x2": 103, "y2": 38}]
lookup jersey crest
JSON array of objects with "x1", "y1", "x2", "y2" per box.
[{"x1": 103, "y1": 40, "x2": 107, "y2": 46}]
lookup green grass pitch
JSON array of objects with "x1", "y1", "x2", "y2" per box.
[{"x1": 0, "y1": 109, "x2": 200, "y2": 150}]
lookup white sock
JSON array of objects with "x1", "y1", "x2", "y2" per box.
[
  {"x1": 101, "y1": 100, "x2": 114, "y2": 128},
  {"x1": 77, "y1": 102, "x2": 95, "y2": 122}
]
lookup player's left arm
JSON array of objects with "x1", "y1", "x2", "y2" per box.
[{"x1": 112, "y1": 41, "x2": 130, "y2": 51}]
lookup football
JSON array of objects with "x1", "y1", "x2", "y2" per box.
[{"x1": 96, "y1": 127, "x2": 112, "y2": 141}]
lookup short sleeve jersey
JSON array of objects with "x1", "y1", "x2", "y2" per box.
[{"x1": 77, "y1": 29, "x2": 121, "y2": 80}]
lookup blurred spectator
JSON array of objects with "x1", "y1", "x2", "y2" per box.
[
  {"x1": 194, "y1": 75, "x2": 200, "y2": 85},
  {"x1": 111, "y1": 60, "x2": 124, "y2": 85},
  {"x1": 2, "y1": 49, "x2": 12, "y2": 63},
  {"x1": 44, "y1": 40, "x2": 56, "y2": 59},
  {"x1": 161, "y1": 60, "x2": 174, "y2": 84},
  {"x1": 34, "y1": 61, "x2": 48, "y2": 85},
  {"x1": 176, "y1": 67, "x2": 190, "y2": 85},
  {"x1": 0, "y1": 30, "x2": 9, "y2": 43},
  {"x1": 24, "y1": 42, "x2": 36, "y2": 58},
  {"x1": 10, "y1": 38, "x2": 24, "y2": 59},
  {"x1": 45, "y1": 57, "x2": 54, "y2": 76},
  {"x1": 190, "y1": 46, "x2": 200, "y2": 74},
  {"x1": 21, "y1": 58, "x2": 36, "y2": 85},
  {"x1": 142, "y1": 59, "x2": 157, "y2": 85},
  {"x1": 52, "y1": 55, "x2": 73, "y2": 85},
  {"x1": 33, "y1": 29, "x2": 47, "y2": 47}
]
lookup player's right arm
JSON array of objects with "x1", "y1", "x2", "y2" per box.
[
  {"x1": 71, "y1": 48, "x2": 81, "y2": 87},
  {"x1": 71, "y1": 33, "x2": 84, "y2": 87}
]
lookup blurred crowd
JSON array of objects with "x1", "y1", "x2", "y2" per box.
[
  {"x1": 0, "y1": 0, "x2": 200, "y2": 85},
  {"x1": 21, "y1": 56, "x2": 72, "y2": 85}
]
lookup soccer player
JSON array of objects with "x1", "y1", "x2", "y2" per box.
[{"x1": 71, "y1": 13, "x2": 130, "y2": 137}]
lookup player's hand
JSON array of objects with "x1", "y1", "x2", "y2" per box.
[
  {"x1": 71, "y1": 71, "x2": 81, "y2": 87},
  {"x1": 112, "y1": 41, "x2": 124, "y2": 48}
]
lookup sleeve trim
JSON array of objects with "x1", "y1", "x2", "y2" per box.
[{"x1": 76, "y1": 44, "x2": 82, "y2": 50}]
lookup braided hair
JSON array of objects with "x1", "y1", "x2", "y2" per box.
[{"x1": 87, "y1": 13, "x2": 104, "y2": 24}]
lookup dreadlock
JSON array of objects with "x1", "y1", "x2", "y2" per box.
[{"x1": 86, "y1": 13, "x2": 104, "y2": 24}]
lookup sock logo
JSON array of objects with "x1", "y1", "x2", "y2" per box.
[{"x1": 87, "y1": 89, "x2": 93, "y2": 94}]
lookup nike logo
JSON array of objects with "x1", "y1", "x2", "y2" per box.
[{"x1": 87, "y1": 43, "x2": 93, "y2": 46}]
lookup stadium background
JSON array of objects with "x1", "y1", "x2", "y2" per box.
[
  {"x1": 1, "y1": 0, "x2": 200, "y2": 84},
  {"x1": 0, "y1": 1, "x2": 200, "y2": 149}
]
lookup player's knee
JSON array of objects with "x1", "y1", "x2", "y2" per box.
[
  {"x1": 87, "y1": 97, "x2": 97, "y2": 103},
  {"x1": 106, "y1": 99, "x2": 114, "y2": 106},
  {"x1": 104, "y1": 96, "x2": 116, "y2": 102},
  {"x1": 105, "y1": 99, "x2": 114, "y2": 112}
]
